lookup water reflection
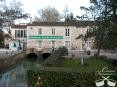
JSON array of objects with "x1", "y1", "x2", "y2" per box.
[{"x1": 0, "y1": 60, "x2": 31, "y2": 87}]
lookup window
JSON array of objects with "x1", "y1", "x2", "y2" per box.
[
  {"x1": 38, "y1": 28, "x2": 42, "y2": 35},
  {"x1": 24, "y1": 30, "x2": 27, "y2": 37},
  {"x1": 15, "y1": 30, "x2": 17, "y2": 37},
  {"x1": 52, "y1": 28, "x2": 55, "y2": 35},
  {"x1": 21, "y1": 30, "x2": 23, "y2": 37},
  {"x1": 15, "y1": 30, "x2": 27, "y2": 38},
  {"x1": 65, "y1": 29, "x2": 70, "y2": 36},
  {"x1": 17, "y1": 30, "x2": 20, "y2": 37},
  {"x1": 51, "y1": 41, "x2": 55, "y2": 48},
  {"x1": 38, "y1": 41, "x2": 42, "y2": 48},
  {"x1": 65, "y1": 41, "x2": 70, "y2": 48}
]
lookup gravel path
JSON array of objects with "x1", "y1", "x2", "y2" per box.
[
  {"x1": 68, "y1": 50, "x2": 117, "y2": 59},
  {"x1": 100, "y1": 53, "x2": 117, "y2": 59}
]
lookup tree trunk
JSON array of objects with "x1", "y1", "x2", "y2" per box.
[
  {"x1": 96, "y1": 47, "x2": 100, "y2": 56},
  {"x1": 96, "y1": 40, "x2": 101, "y2": 57},
  {"x1": 81, "y1": 58, "x2": 84, "y2": 65}
]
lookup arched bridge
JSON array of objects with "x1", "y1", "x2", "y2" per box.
[{"x1": 26, "y1": 48, "x2": 53, "y2": 58}]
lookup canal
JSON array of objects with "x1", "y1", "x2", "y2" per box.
[{"x1": 0, "y1": 58, "x2": 38, "y2": 87}]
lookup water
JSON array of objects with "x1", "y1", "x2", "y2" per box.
[{"x1": 0, "y1": 59, "x2": 32, "y2": 87}]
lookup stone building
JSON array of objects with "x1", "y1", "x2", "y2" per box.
[
  {"x1": 11, "y1": 21, "x2": 94, "y2": 51},
  {"x1": 11, "y1": 24, "x2": 27, "y2": 49}
]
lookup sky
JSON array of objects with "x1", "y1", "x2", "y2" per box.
[
  {"x1": 20, "y1": 0, "x2": 91, "y2": 18},
  {"x1": 8, "y1": 0, "x2": 91, "y2": 23}
]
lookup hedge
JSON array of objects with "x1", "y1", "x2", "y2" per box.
[{"x1": 27, "y1": 70, "x2": 98, "y2": 87}]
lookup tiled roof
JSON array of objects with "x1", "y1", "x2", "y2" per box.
[
  {"x1": 28, "y1": 22, "x2": 76, "y2": 26},
  {"x1": 11, "y1": 21, "x2": 97, "y2": 28},
  {"x1": 11, "y1": 25, "x2": 27, "y2": 29},
  {"x1": 28, "y1": 21, "x2": 97, "y2": 27},
  {"x1": 76, "y1": 21, "x2": 97, "y2": 27}
]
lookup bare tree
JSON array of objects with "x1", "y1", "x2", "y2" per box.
[
  {"x1": 0, "y1": 0, "x2": 29, "y2": 33},
  {"x1": 63, "y1": 5, "x2": 69, "y2": 19},
  {"x1": 0, "y1": 0, "x2": 29, "y2": 46},
  {"x1": 35, "y1": 7, "x2": 62, "y2": 22},
  {"x1": 65, "y1": 12, "x2": 76, "y2": 22}
]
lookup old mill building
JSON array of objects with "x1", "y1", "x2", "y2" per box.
[{"x1": 11, "y1": 21, "x2": 95, "y2": 51}]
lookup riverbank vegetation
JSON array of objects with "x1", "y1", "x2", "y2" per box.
[
  {"x1": 28, "y1": 55, "x2": 117, "y2": 87},
  {"x1": 27, "y1": 47, "x2": 117, "y2": 87}
]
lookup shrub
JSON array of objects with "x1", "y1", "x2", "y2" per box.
[
  {"x1": 27, "y1": 70, "x2": 97, "y2": 87},
  {"x1": 58, "y1": 46, "x2": 68, "y2": 56}
]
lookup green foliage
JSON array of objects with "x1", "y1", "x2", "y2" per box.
[
  {"x1": 77, "y1": 0, "x2": 117, "y2": 53},
  {"x1": 52, "y1": 58, "x2": 113, "y2": 72},
  {"x1": 27, "y1": 57, "x2": 117, "y2": 87},
  {"x1": 57, "y1": 46, "x2": 68, "y2": 56},
  {"x1": 86, "y1": 22, "x2": 117, "y2": 50},
  {"x1": 28, "y1": 70, "x2": 97, "y2": 87},
  {"x1": 86, "y1": 26, "x2": 105, "y2": 49}
]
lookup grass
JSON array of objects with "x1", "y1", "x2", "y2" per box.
[
  {"x1": 29, "y1": 56, "x2": 116, "y2": 73},
  {"x1": 50, "y1": 57, "x2": 114, "y2": 72}
]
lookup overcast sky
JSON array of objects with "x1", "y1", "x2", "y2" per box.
[
  {"x1": 20, "y1": 0, "x2": 90, "y2": 17},
  {"x1": 10, "y1": 0, "x2": 91, "y2": 23}
]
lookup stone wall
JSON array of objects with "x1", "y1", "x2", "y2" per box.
[{"x1": 0, "y1": 52, "x2": 26, "y2": 72}]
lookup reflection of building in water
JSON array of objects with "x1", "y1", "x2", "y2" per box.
[{"x1": 0, "y1": 62, "x2": 28, "y2": 87}]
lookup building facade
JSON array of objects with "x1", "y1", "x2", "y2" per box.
[
  {"x1": 9, "y1": 39, "x2": 24, "y2": 51},
  {"x1": 11, "y1": 21, "x2": 94, "y2": 51},
  {"x1": 11, "y1": 24, "x2": 27, "y2": 50}
]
